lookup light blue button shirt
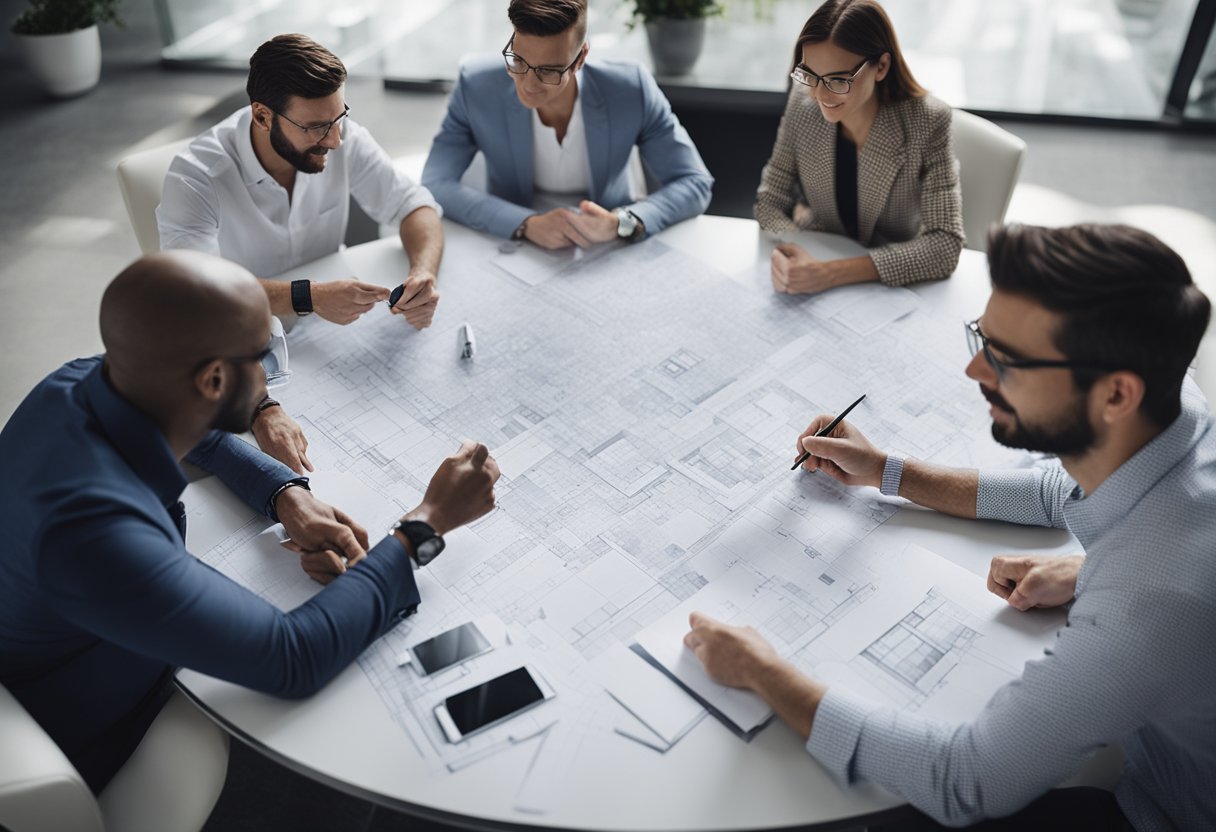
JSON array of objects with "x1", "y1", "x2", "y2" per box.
[{"x1": 807, "y1": 379, "x2": 1216, "y2": 830}]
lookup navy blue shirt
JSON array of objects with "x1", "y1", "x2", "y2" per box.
[{"x1": 0, "y1": 357, "x2": 420, "y2": 791}]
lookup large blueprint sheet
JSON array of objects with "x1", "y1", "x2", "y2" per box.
[{"x1": 188, "y1": 235, "x2": 1041, "y2": 790}]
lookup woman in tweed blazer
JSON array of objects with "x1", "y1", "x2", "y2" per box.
[{"x1": 755, "y1": 0, "x2": 964, "y2": 293}]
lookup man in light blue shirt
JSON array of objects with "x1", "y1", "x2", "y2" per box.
[
  {"x1": 686, "y1": 223, "x2": 1215, "y2": 830},
  {"x1": 422, "y1": 0, "x2": 712, "y2": 249}
]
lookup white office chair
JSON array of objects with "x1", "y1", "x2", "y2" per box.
[
  {"x1": 115, "y1": 138, "x2": 191, "y2": 254},
  {"x1": 0, "y1": 683, "x2": 229, "y2": 832},
  {"x1": 951, "y1": 110, "x2": 1027, "y2": 252}
]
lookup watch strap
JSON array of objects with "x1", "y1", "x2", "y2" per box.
[
  {"x1": 290, "y1": 279, "x2": 313, "y2": 315},
  {"x1": 880, "y1": 454, "x2": 905, "y2": 497},
  {"x1": 267, "y1": 477, "x2": 311, "y2": 522}
]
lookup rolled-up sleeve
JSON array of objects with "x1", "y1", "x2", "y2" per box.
[
  {"x1": 976, "y1": 463, "x2": 1074, "y2": 529},
  {"x1": 345, "y1": 119, "x2": 442, "y2": 229}
]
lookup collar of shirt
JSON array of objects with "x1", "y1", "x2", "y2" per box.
[
  {"x1": 234, "y1": 107, "x2": 273, "y2": 189},
  {"x1": 80, "y1": 360, "x2": 187, "y2": 509},
  {"x1": 1063, "y1": 381, "x2": 1211, "y2": 549}
]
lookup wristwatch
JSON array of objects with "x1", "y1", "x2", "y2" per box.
[
  {"x1": 290, "y1": 279, "x2": 313, "y2": 316},
  {"x1": 512, "y1": 216, "x2": 533, "y2": 241},
  {"x1": 390, "y1": 519, "x2": 445, "y2": 566},
  {"x1": 614, "y1": 208, "x2": 644, "y2": 242}
]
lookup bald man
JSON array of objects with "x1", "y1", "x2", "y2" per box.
[{"x1": 0, "y1": 250, "x2": 499, "y2": 794}]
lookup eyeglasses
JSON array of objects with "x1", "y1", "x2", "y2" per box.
[
  {"x1": 790, "y1": 58, "x2": 870, "y2": 94},
  {"x1": 199, "y1": 318, "x2": 292, "y2": 389},
  {"x1": 502, "y1": 35, "x2": 583, "y2": 85},
  {"x1": 965, "y1": 319, "x2": 1118, "y2": 381},
  {"x1": 274, "y1": 103, "x2": 350, "y2": 142}
]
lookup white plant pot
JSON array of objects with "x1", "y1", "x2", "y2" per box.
[{"x1": 15, "y1": 24, "x2": 102, "y2": 98}]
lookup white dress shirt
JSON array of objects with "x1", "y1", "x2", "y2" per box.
[
  {"x1": 157, "y1": 107, "x2": 440, "y2": 277},
  {"x1": 530, "y1": 81, "x2": 591, "y2": 205}
]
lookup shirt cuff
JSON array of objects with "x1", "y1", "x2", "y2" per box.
[{"x1": 805, "y1": 687, "x2": 878, "y2": 786}]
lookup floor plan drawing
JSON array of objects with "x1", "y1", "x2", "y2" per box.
[{"x1": 184, "y1": 236, "x2": 1052, "y2": 781}]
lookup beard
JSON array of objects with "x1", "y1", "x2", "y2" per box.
[
  {"x1": 212, "y1": 365, "x2": 258, "y2": 435},
  {"x1": 981, "y1": 384, "x2": 1096, "y2": 456},
  {"x1": 270, "y1": 116, "x2": 328, "y2": 174}
]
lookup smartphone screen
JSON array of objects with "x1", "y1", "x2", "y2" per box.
[
  {"x1": 410, "y1": 622, "x2": 492, "y2": 676},
  {"x1": 444, "y1": 667, "x2": 547, "y2": 738}
]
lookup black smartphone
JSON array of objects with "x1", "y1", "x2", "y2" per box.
[
  {"x1": 409, "y1": 621, "x2": 493, "y2": 676},
  {"x1": 434, "y1": 666, "x2": 556, "y2": 743}
]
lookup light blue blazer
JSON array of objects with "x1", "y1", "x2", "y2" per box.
[{"x1": 422, "y1": 55, "x2": 713, "y2": 240}]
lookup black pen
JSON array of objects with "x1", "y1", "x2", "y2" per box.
[{"x1": 791, "y1": 393, "x2": 867, "y2": 471}]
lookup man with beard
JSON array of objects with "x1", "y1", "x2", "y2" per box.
[
  {"x1": 684, "y1": 224, "x2": 1215, "y2": 830},
  {"x1": 158, "y1": 34, "x2": 443, "y2": 474},
  {"x1": 0, "y1": 251, "x2": 499, "y2": 803}
]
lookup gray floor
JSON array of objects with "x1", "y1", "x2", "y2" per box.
[{"x1": 1, "y1": 0, "x2": 1214, "y2": 828}]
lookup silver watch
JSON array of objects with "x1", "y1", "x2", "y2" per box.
[{"x1": 614, "y1": 208, "x2": 642, "y2": 241}]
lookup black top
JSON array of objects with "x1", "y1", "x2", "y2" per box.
[{"x1": 834, "y1": 123, "x2": 859, "y2": 241}]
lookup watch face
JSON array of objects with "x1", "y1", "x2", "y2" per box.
[{"x1": 415, "y1": 536, "x2": 445, "y2": 566}]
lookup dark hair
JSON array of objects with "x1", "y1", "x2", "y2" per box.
[
  {"x1": 987, "y1": 223, "x2": 1210, "y2": 427},
  {"x1": 247, "y1": 34, "x2": 347, "y2": 114},
  {"x1": 508, "y1": 0, "x2": 587, "y2": 41},
  {"x1": 793, "y1": 0, "x2": 925, "y2": 103}
]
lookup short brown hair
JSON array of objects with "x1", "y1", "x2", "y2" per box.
[
  {"x1": 987, "y1": 223, "x2": 1211, "y2": 427},
  {"x1": 247, "y1": 34, "x2": 347, "y2": 114},
  {"x1": 508, "y1": 0, "x2": 587, "y2": 42},
  {"x1": 793, "y1": 0, "x2": 925, "y2": 103}
]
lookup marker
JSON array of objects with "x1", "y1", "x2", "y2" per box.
[
  {"x1": 388, "y1": 284, "x2": 405, "y2": 308},
  {"x1": 458, "y1": 323, "x2": 476, "y2": 360},
  {"x1": 791, "y1": 394, "x2": 867, "y2": 471}
]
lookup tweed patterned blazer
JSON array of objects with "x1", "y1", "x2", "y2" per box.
[{"x1": 754, "y1": 90, "x2": 964, "y2": 286}]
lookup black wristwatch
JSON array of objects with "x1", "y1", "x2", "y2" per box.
[
  {"x1": 390, "y1": 519, "x2": 445, "y2": 566},
  {"x1": 290, "y1": 279, "x2": 313, "y2": 316}
]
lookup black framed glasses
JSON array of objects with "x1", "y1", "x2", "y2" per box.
[
  {"x1": 274, "y1": 103, "x2": 350, "y2": 141},
  {"x1": 790, "y1": 57, "x2": 871, "y2": 94},
  {"x1": 965, "y1": 320, "x2": 1119, "y2": 381},
  {"x1": 502, "y1": 35, "x2": 583, "y2": 85}
]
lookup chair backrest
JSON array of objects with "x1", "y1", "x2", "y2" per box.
[
  {"x1": 951, "y1": 110, "x2": 1026, "y2": 252},
  {"x1": 115, "y1": 138, "x2": 192, "y2": 255},
  {"x1": 0, "y1": 683, "x2": 104, "y2": 832}
]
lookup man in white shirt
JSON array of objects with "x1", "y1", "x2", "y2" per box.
[
  {"x1": 158, "y1": 34, "x2": 443, "y2": 472},
  {"x1": 422, "y1": 0, "x2": 712, "y2": 249}
]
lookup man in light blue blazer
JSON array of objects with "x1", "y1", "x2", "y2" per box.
[{"x1": 422, "y1": 0, "x2": 713, "y2": 249}]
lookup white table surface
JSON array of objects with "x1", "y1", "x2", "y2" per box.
[{"x1": 178, "y1": 216, "x2": 1100, "y2": 831}]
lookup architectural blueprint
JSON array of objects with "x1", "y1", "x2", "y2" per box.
[{"x1": 186, "y1": 234, "x2": 1045, "y2": 797}]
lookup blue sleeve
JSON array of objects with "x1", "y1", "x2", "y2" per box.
[
  {"x1": 624, "y1": 65, "x2": 714, "y2": 237},
  {"x1": 184, "y1": 431, "x2": 298, "y2": 519},
  {"x1": 36, "y1": 504, "x2": 420, "y2": 698},
  {"x1": 422, "y1": 67, "x2": 532, "y2": 239}
]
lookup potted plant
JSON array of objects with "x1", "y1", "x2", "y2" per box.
[
  {"x1": 11, "y1": 0, "x2": 124, "y2": 98},
  {"x1": 629, "y1": 0, "x2": 724, "y2": 76}
]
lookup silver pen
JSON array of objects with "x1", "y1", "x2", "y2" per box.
[{"x1": 458, "y1": 323, "x2": 476, "y2": 360}]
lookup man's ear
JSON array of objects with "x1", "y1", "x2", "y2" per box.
[
  {"x1": 250, "y1": 102, "x2": 274, "y2": 132},
  {"x1": 1097, "y1": 370, "x2": 1146, "y2": 426},
  {"x1": 576, "y1": 41, "x2": 589, "y2": 70},
  {"x1": 193, "y1": 359, "x2": 227, "y2": 404}
]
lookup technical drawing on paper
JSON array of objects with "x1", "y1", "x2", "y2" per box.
[{"x1": 186, "y1": 235, "x2": 1042, "y2": 778}]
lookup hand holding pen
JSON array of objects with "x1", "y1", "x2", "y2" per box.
[{"x1": 792, "y1": 397, "x2": 890, "y2": 489}]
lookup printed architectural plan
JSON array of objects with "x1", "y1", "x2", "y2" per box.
[{"x1": 185, "y1": 235, "x2": 1046, "y2": 795}]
